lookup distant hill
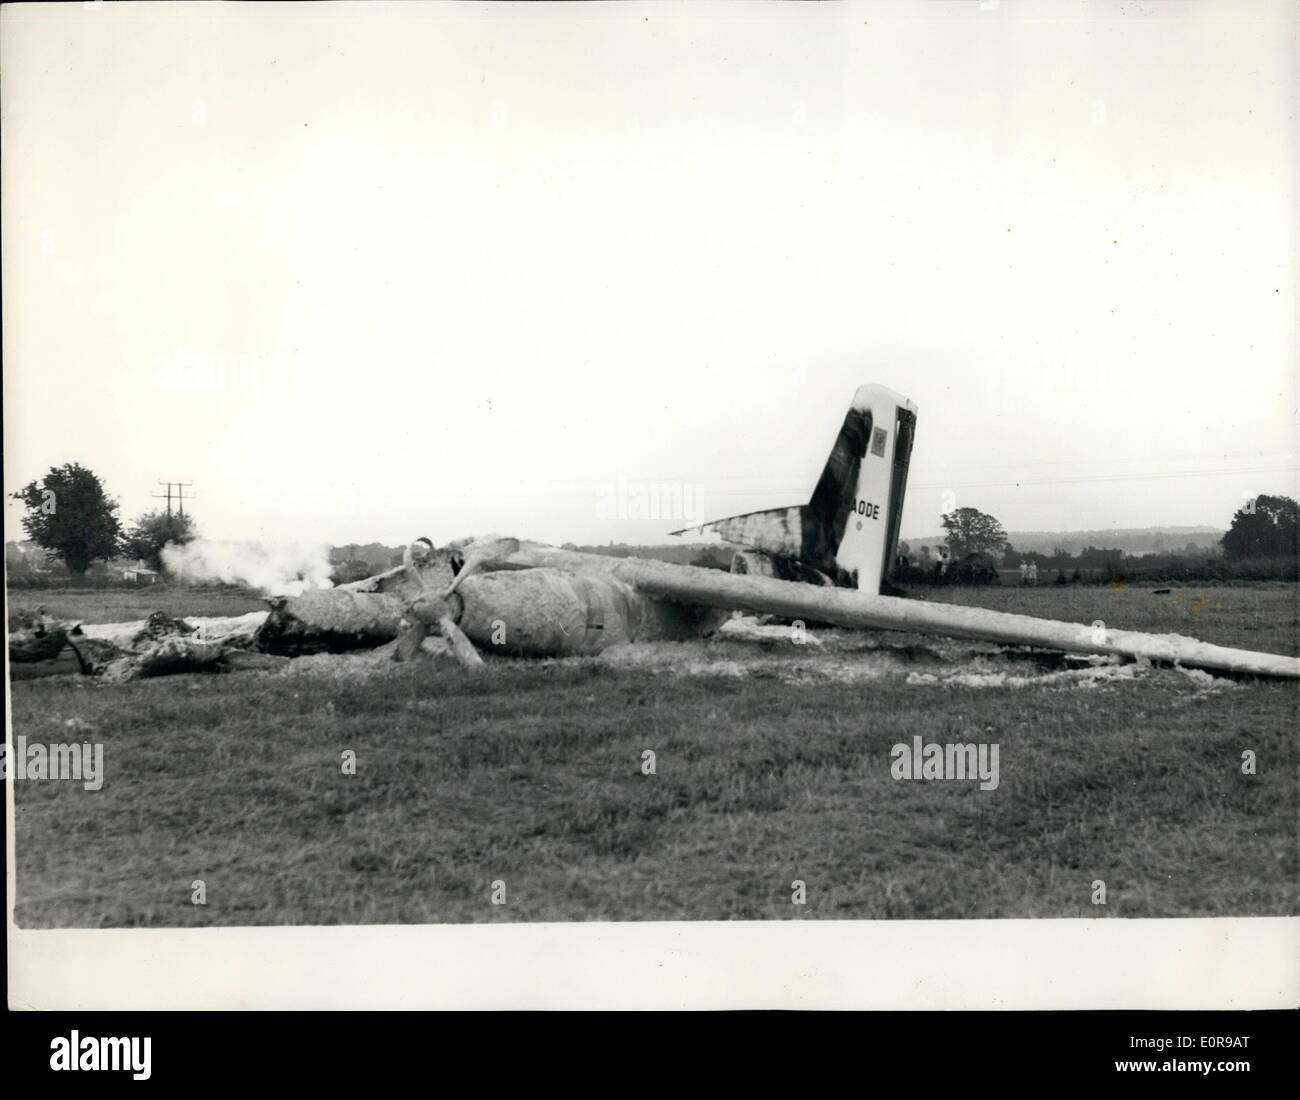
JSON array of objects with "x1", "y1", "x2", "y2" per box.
[{"x1": 903, "y1": 527, "x2": 1224, "y2": 557}]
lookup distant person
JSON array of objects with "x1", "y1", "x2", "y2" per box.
[
  {"x1": 1027, "y1": 562, "x2": 1038, "y2": 586},
  {"x1": 1019, "y1": 562, "x2": 1028, "y2": 586}
]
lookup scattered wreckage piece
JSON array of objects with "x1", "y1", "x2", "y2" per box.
[
  {"x1": 69, "y1": 630, "x2": 227, "y2": 682},
  {"x1": 8, "y1": 609, "x2": 71, "y2": 664},
  {"x1": 63, "y1": 612, "x2": 288, "y2": 682},
  {"x1": 77, "y1": 611, "x2": 268, "y2": 650},
  {"x1": 8, "y1": 610, "x2": 287, "y2": 682},
  {"x1": 8, "y1": 607, "x2": 82, "y2": 680}
]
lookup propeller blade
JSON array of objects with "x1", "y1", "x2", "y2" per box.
[
  {"x1": 392, "y1": 620, "x2": 430, "y2": 662},
  {"x1": 443, "y1": 537, "x2": 521, "y2": 597},
  {"x1": 438, "y1": 614, "x2": 484, "y2": 670}
]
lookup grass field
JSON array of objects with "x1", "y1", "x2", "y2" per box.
[
  {"x1": 7, "y1": 582, "x2": 1298, "y2": 926},
  {"x1": 6, "y1": 585, "x2": 267, "y2": 624},
  {"x1": 924, "y1": 581, "x2": 1299, "y2": 656}
]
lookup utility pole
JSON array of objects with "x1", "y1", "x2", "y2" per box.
[{"x1": 153, "y1": 481, "x2": 195, "y2": 518}]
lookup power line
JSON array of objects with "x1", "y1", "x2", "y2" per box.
[{"x1": 152, "y1": 481, "x2": 195, "y2": 517}]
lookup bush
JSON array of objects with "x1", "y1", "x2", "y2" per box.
[
  {"x1": 951, "y1": 554, "x2": 1002, "y2": 585},
  {"x1": 894, "y1": 554, "x2": 1000, "y2": 586}
]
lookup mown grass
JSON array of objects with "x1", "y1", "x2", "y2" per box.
[
  {"x1": 916, "y1": 582, "x2": 1299, "y2": 656},
  {"x1": 6, "y1": 585, "x2": 267, "y2": 624},
  {"x1": 8, "y1": 583, "x2": 1297, "y2": 926}
]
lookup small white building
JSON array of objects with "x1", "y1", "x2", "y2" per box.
[{"x1": 121, "y1": 560, "x2": 160, "y2": 585}]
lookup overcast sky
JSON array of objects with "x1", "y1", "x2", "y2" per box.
[{"x1": 3, "y1": 0, "x2": 1295, "y2": 551}]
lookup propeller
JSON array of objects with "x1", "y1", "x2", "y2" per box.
[{"x1": 395, "y1": 538, "x2": 486, "y2": 670}]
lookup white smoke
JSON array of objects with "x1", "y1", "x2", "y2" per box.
[{"x1": 161, "y1": 539, "x2": 335, "y2": 597}]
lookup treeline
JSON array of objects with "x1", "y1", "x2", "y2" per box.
[
  {"x1": 1063, "y1": 552, "x2": 1297, "y2": 585},
  {"x1": 898, "y1": 552, "x2": 1297, "y2": 587},
  {"x1": 898, "y1": 493, "x2": 1298, "y2": 587}
]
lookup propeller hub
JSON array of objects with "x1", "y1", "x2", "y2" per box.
[{"x1": 406, "y1": 590, "x2": 463, "y2": 631}]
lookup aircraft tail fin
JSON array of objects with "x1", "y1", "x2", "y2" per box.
[
  {"x1": 809, "y1": 384, "x2": 917, "y2": 591},
  {"x1": 676, "y1": 384, "x2": 917, "y2": 592}
]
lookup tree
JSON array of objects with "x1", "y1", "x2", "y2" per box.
[
  {"x1": 941, "y1": 507, "x2": 1008, "y2": 560},
  {"x1": 123, "y1": 510, "x2": 197, "y2": 572},
  {"x1": 1221, "y1": 494, "x2": 1299, "y2": 561},
  {"x1": 950, "y1": 552, "x2": 1002, "y2": 585},
  {"x1": 9, "y1": 463, "x2": 123, "y2": 580},
  {"x1": 1078, "y1": 545, "x2": 1124, "y2": 570},
  {"x1": 329, "y1": 557, "x2": 375, "y2": 586}
]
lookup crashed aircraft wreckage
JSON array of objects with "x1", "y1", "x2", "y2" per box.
[{"x1": 9, "y1": 385, "x2": 1300, "y2": 681}]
